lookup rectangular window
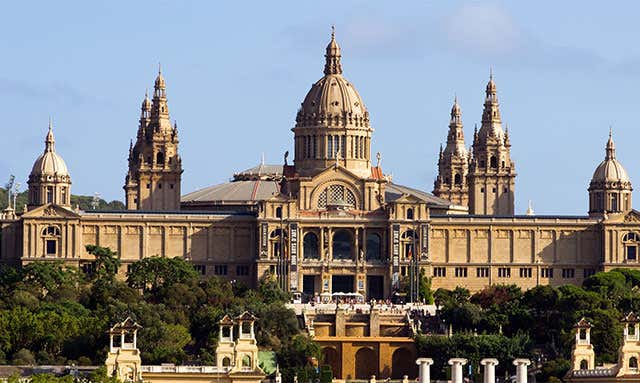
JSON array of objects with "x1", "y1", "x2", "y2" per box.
[
  {"x1": 541, "y1": 267, "x2": 554, "y2": 278},
  {"x1": 627, "y1": 246, "x2": 637, "y2": 261},
  {"x1": 194, "y1": 265, "x2": 206, "y2": 275},
  {"x1": 146, "y1": 183, "x2": 151, "y2": 189},
  {"x1": 214, "y1": 265, "x2": 228, "y2": 275},
  {"x1": 476, "y1": 267, "x2": 489, "y2": 278},
  {"x1": 498, "y1": 267, "x2": 511, "y2": 278},
  {"x1": 46, "y1": 240, "x2": 56, "y2": 255},
  {"x1": 46, "y1": 186, "x2": 54, "y2": 203},
  {"x1": 433, "y1": 267, "x2": 446, "y2": 277},
  {"x1": 236, "y1": 265, "x2": 249, "y2": 276},
  {"x1": 158, "y1": 183, "x2": 162, "y2": 189},
  {"x1": 583, "y1": 268, "x2": 596, "y2": 278},
  {"x1": 327, "y1": 136, "x2": 334, "y2": 158},
  {"x1": 455, "y1": 267, "x2": 468, "y2": 278},
  {"x1": 562, "y1": 268, "x2": 575, "y2": 279},
  {"x1": 519, "y1": 267, "x2": 532, "y2": 278}
]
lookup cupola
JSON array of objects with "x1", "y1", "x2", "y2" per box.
[{"x1": 589, "y1": 130, "x2": 632, "y2": 216}]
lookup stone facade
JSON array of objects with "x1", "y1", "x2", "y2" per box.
[{"x1": 2, "y1": 30, "x2": 640, "y2": 298}]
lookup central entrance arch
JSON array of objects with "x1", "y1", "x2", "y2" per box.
[
  {"x1": 322, "y1": 347, "x2": 341, "y2": 378},
  {"x1": 391, "y1": 348, "x2": 413, "y2": 378}
]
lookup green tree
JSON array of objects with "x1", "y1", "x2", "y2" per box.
[{"x1": 127, "y1": 256, "x2": 199, "y2": 295}]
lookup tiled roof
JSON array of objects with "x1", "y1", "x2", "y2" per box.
[{"x1": 181, "y1": 179, "x2": 281, "y2": 203}]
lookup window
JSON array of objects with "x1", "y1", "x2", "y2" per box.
[
  {"x1": 332, "y1": 230, "x2": 353, "y2": 260},
  {"x1": 303, "y1": 232, "x2": 319, "y2": 259},
  {"x1": 170, "y1": 183, "x2": 174, "y2": 189},
  {"x1": 214, "y1": 265, "x2": 228, "y2": 275},
  {"x1": 630, "y1": 357, "x2": 639, "y2": 370},
  {"x1": 61, "y1": 187, "x2": 67, "y2": 204},
  {"x1": 146, "y1": 183, "x2": 151, "y2": 189},
  {"x1": 433, "y1": 267, "x2": 446, "y2": 277},
  {"x1": 401, "y1": 230, "x2": 416, "y2": 260},
  {"x1": 476, "y1": 267, "x2": 489, "y2": 278},
  {"x1": 562, "y1": 268, "x2": 575, "y2": 279},
  {"x1": 317, "y1": 184, "x2": 357, "y2": 209},
  {"x1": 455, "y1": 267, "x2": 467, "y2": 278},
  {"x1": 623, "y1": 232, "x2": 639, "y2": 261},
  {"x1": 580, "y1": 360, "x2": 588, "y2": 370},
  {"x1": 481, "y1": 187, "x2": 485, "y2": 193},
  {"x1": 158, "y1": 183, "x2": 162, "y2": 189},
  {"x1": 479, "y1": 160, "x2": 486, "y2": 168},
  {"x1": 454, "y1": 173, "x2": 462, "y2": 185},
  {"x1": 222, "y1": 357, "x2": 231, "y2": 367},
  {"x1": 498, "y1": 267, "x2": 511, "y2": 278},
  {"x1": 490, "y1": 156, "x2": 497, "y2": 168},
  {"x1": 194, "y1": 265, "x2": 206, "y2": 275},
  {"x1": 366, "y1": 233, "x2": 382, "y2": 260},
  {"x1": 492, "y1": 187, "x2": 497, "y2": 193},
  {"x1": 519, "y1": 267, "x2": 532, "y2": 278},
  {"x1": 236, "y1": 265, "x2": 249, "y2": 276},
  {"x1": 583, "y1": 268, "x2": 596, "y2": 278},
  {"x1": 156, "y1": 151, "x2": 164, "y2": 164},
  {"x1": 242, "y1": 355, "x2": 252, "y2": 369},
  {"x1": 46, "y1": 240, "x2": 56, "y2": 255},
  {"x1": 275, "y1": 207, "x2": 282, "y2": 218},
  {"x1": 611, "y1": 193, "x2": 618, "y2": 211},
  {"x1": 46, "y1": 186, "x2": 54, "y2": 203},
  {"x1": 406, "y1": 208, "x2": 414, "y2": 220},
  {"x1": 541, "y1": 268, "x2": 554, "y2": 278}
]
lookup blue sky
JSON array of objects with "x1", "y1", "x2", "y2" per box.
[{"x1": 1, "y1": 1, "x2": 639, "y2": 214}]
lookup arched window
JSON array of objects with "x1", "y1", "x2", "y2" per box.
[
  {"x1": 222, "y1": 357, "x2": 231, "y2": 367},
  {"x1": 156, "y1": 151, "x2": 165, "y2": 165},
  {"x1": 332, "y1": 230, "x2": 353, "y2": 260},
  {"x1": 317, "y1": 185, "x2": 357, "y2": 209},
  {"x1": 401, "y1": 230, "x2": 416, "y2": 259},
  {"x1": 454, "y1": 173, "x2": 462, "y2": 185},
  {"x1": 630, "y1": 356, "x2": 638, "y2": 369},
  {"x1": 579, "y1": 329, "x2": 587, "y2": 340},
  {"x1": 490, "y1": 156, "x2": 497, "y2": 168},
  {"x1": 611, "y1": 193, "x2": 619, "y2": 212},
  {"x1": 623, "y1": 232, "x2": 639, "y2": 261},
  {"x1": 303, "y1": 232, "x2": 319, "y2": 259},
  {"x1": 406, "y1": 208, "x2": 414, "y2": 220},
  {"x1": 366, "y1": 233, "x2": 381, "y2": 260},
  {"x1": 242, "y1": 355, "x2": 252, "y2": 369},
  {"x1": 270, "y1": 229, "x2": 286, "y2": 259},
  {"x1": 580, "y1": 360, "x2": 588, "y2": 370}
]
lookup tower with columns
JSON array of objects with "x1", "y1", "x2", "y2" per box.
[
  {"x1": 105, "y1": 317, "x2": 143, "y2": 383},
  {"x1": 571, "y1": 318, "x2": 595, "y2": 371},
  {"x1": 124, "y1": 68, "x2": 183, "y2": 211},
  {"x1": 27, "y1": 121, "x2": 72, "y2": 209},
  {"x1": 433, "y1": 97, "x2": 469, "y2": 207},
  {"x1": 468, "y1": 73, "x2": 516, "y2": 216}
]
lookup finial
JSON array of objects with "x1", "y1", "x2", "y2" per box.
[
  {"x1": 609, "y1": 125, "x2": 613, "y2": 139},
  {"x1": 331, "y1": 25, "x2": 335, "y2": 40},
  {"x1": 605, "y1": 126, "x2": 615, "y2": 160},
  {"x1": 48, "y1": 116, "x2": 53, "y2": 132},
  {"x1": 158, "y1": 62, "x2": 162, "y2": 75},
  {"x1": 261, "y1": 152, "x2": 265, "y2": 166},
  {"x1": 489, "y1": 66, "x2": 493, "y2": 80},
  {"x1": 454, "y1": 93, "x2": 458, "y2": 104},
  {"x1": 526, "y1": 200, "x2": 534, "y2": 216},
  {"x1": 376, "y1": 152, "x2": 381, "y2": 167}
]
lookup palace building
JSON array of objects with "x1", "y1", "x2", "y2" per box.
[{"x1": 2, "y1": 30, "x2": 640, "y2": 299}]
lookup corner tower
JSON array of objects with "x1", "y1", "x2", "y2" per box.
[
  {"x1": 124, "y1": 69, "x2": 182, "y2": 211},
  {"x1": 588, "y1": 130, "x2": 632, "y2": 216},
  {"x1": 293, "y1": 28, "x2": 373, "y2": 178},
  {"x1": 468, "y1": 73, "x2": 516, "y2": 215},
  {"x1": 433, "y1": 97, "x2": 469, "y2": 207},
  {"x1": 27, "y1": 121, "x2": 72, "y2": 209}
]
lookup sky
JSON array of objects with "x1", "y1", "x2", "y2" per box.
[{"x1": 1, "y1": 1, "x2": 640, "y2": 215}]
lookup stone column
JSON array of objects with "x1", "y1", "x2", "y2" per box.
[
  {"x1": 513, "y1": 359, "x2": 531, "y2": 383},
  {"x1": 415, "y1": 358, "x2": 433, "y2": 383},
  {"x1": 448, "y1": 358, "x2": 467, "y2": 383},
  {"x1": 481, "y1": 358, "x2": 499, "y2": 383}
]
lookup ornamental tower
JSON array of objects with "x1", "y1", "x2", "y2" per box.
[
  {"x1": 468, "y1": 73, "x2": 516, "y2": 215},
  {"x1": 588, "y1": 130, "x2": 632, "y2": 216},
  {"x1": 292, "y1": 28, "x2": 373, "y2": 178},
  {"x1": 433, "y1": 97, "x2": 469, "y2": 207},
  {"x1": 27, "y1": 121, "x2": 72, "y2": 208},
  {"x1": 124, "y1": 68, "x2": 182, "y2": 210}
]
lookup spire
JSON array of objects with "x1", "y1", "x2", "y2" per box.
[
  {"x1": 154, "y1": 63, "x2": 166, "y2": 98},
  {"x1": 479, "y1": 71, "x2": 503, "y2": 140},
  {"x1": 324, "y1": 26, "x2": 343, "y2": 75},
  {"x1": 526, "y1": 200, "x2": 534, "y2": 216},
  {"x1": 443, "y1": 96, "x2": 467, "y2": 157},
  {"x1": 45, "y1": 118, "x2": 55, "y2": 153},
  {"x1": 606, "y1": 127, "x2": 615, "y2": 160}
]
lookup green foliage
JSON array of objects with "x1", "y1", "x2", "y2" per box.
[
  {"x1": 0, "y1": 250, "x2": 313, "y2": 376},
  {"x1": 537, "y1": 358, "x2": 570, "y2": 383}
]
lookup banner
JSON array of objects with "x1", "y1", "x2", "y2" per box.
[{"x1": 289, "y1": 223, "x2": 298, "y2": 291}]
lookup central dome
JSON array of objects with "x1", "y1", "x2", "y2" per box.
[
  {"x1": 590, "y1": 133, "x2": 631, "y2": 187},
  {"x1": 292, "y1": 29, "x2": 374, "y2": 179},
  {"x1": 295, "y1": 30, "x2": 369, "y2": 128},
  {"x1": 30, "y1": 126, "x2": 70, "y2": 179}
]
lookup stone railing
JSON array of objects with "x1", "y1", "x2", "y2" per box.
[
  {"x1": 141, "y1": 365, "x2": 230, "y2": 374},
  {"x1": 571, "y1": 368, "x2": 616, "y2": 377}
]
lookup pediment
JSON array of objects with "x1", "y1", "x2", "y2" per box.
[
  {"x1": 389, "y1": 193, "x2": 425, "y2": 204},
  {"x1": 21, "y1": 204, "x2": 81, "y2": 219},
  {"x1": 623, "y1": 210, "x2": 640, "y2": 223},
  {"x1": 310, "y1": 164, "x2": 365, "y2": 185}
]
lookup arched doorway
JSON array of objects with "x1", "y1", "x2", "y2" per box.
[
  {"x1": 332, "y1": 229, "x2": 353, "y2": 260},
  {"x1": 304, "y1": 232, "x2": 319, "y2": 259},
  {"x1": 355, "y1": 347, "x2": 378, "y2": 379},
  {"x1": 322, "y1": 347, "x2": 341, "y2": 378},
  {"x1": 391, "y1": 348, "x2": 414, "y2": 378}
]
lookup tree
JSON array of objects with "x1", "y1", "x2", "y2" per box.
[
  {"x1": 127, "y1": 257, "x2": 199, "y2": 295},
  {"x1": 85, "y1": 245, "x2": 121, "y2": 282}
]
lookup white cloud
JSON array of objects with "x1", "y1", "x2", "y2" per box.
[{"x1": 445, "y1": 3, "x2": 523, "y2": 56}]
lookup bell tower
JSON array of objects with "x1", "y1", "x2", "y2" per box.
[
  {"x1": 468, "y1": 73, "x2": 516, "y2": 215},
  {"x1": 124, "y1": 68, "x2": 183, "y2": 211},
  {"x1": 433, "y1": 97, "x2": 469, "y2": 207}
]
